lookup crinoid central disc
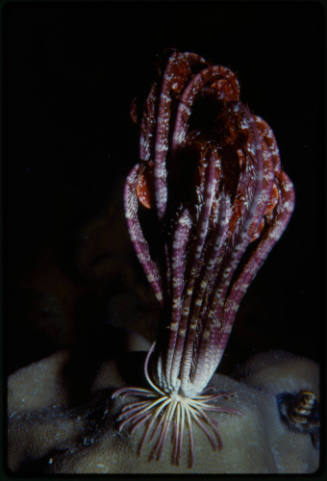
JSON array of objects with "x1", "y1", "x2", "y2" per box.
[{"x1": 170, "y1": 392, "x2": 184, "y2": 402}]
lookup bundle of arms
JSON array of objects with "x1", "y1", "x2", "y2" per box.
[{"x1": 112, "y1": 50, "x2": 295, "y2": 468}]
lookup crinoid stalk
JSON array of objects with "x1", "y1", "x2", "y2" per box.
[{"x1": 112, "y1": 50, "x2": 295, "y2": 468}]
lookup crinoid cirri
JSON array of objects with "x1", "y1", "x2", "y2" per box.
[{"x1": 112, "y1": 49, "x2": 295, "y2": 468}]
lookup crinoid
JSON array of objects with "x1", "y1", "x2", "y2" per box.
[{"x1": 112, "y1": 50, "x2": 295, "y2": 468}]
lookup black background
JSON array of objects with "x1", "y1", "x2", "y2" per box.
[{"x1": 4, "y1": 1, "x2": 325, "y2": 373}]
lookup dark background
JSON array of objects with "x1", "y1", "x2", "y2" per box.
[{"x1": 4, "y1": 1, "x2": 325, "y2": 375}]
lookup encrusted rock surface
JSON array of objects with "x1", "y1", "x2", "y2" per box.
[{"x1": 8, "y1": 349, "x2": 319, "y2": 474}]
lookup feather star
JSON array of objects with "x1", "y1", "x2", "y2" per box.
[{"x1": 112, "y1": 49, "x2": 295, "y2": 468}]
